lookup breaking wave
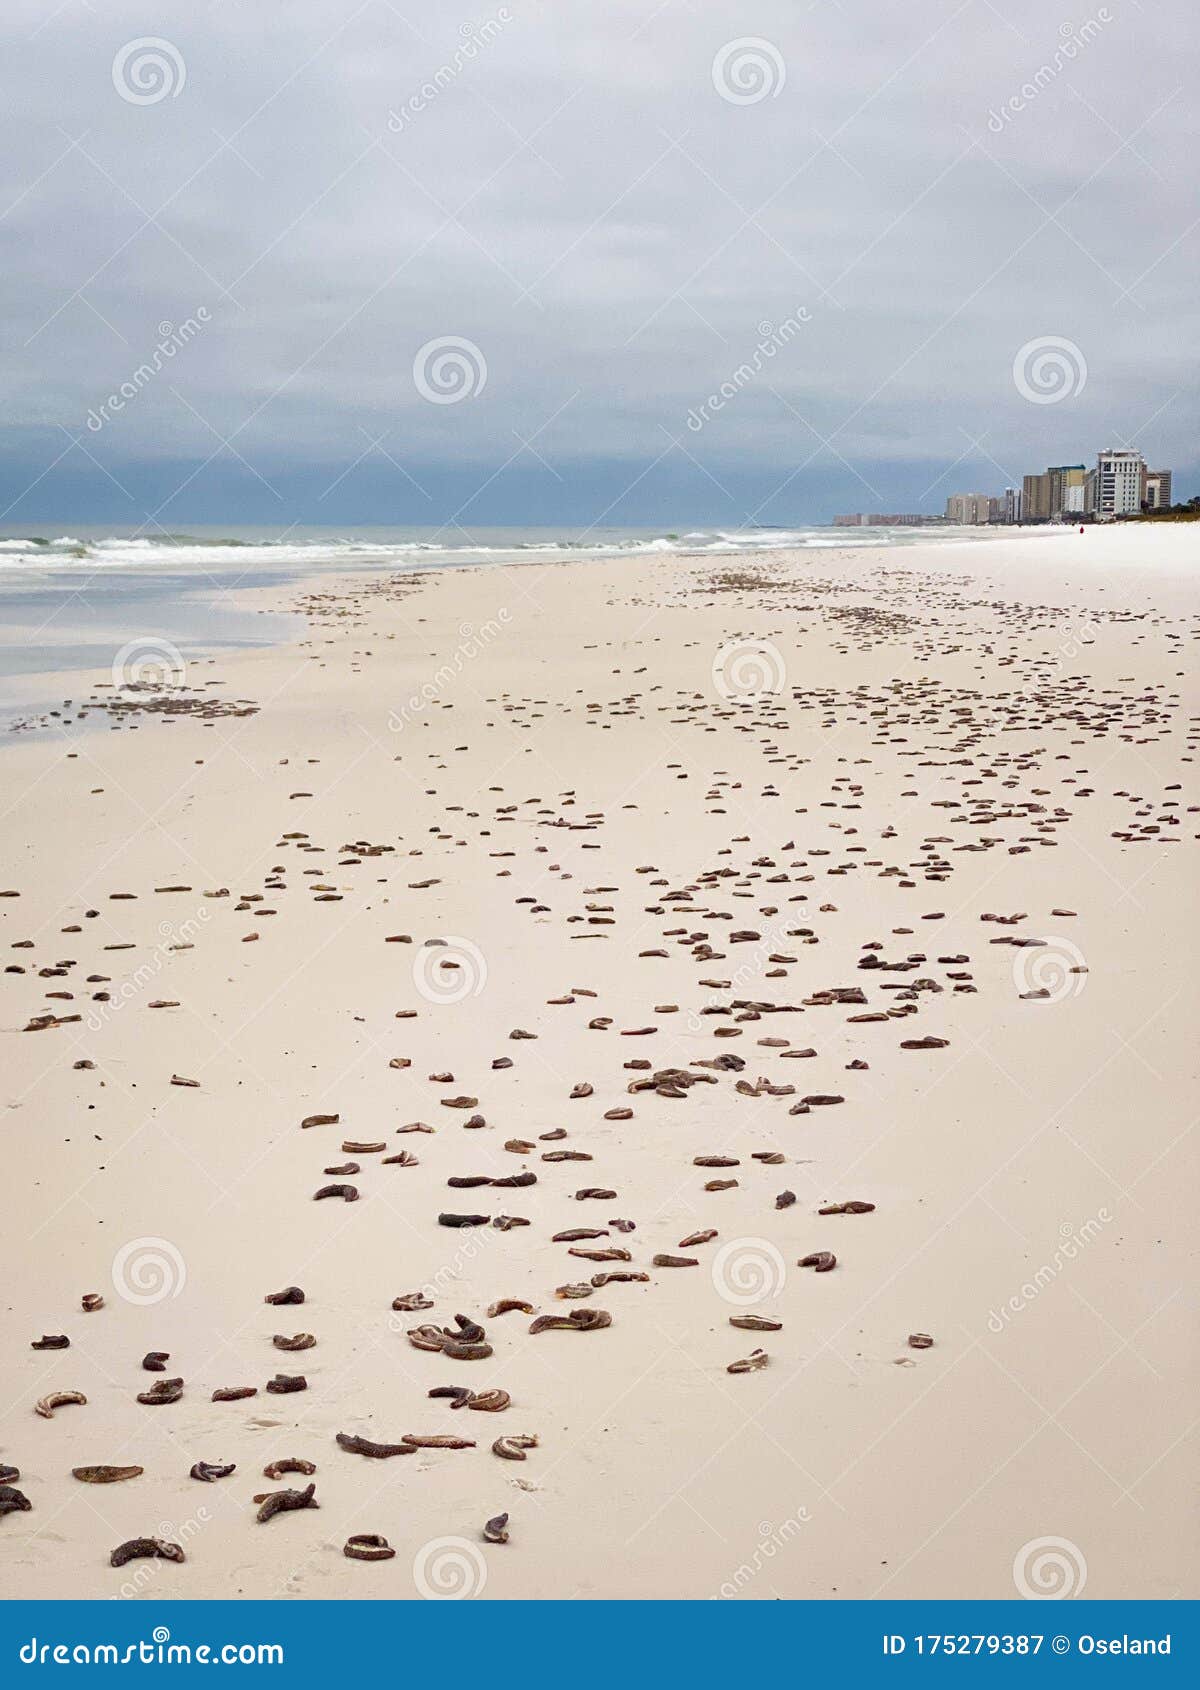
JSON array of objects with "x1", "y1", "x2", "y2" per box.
[{"x1": 0, "y1": 524, "x2": 943, "y2": 574}]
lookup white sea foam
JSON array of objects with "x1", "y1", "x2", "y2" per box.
[{"x1": 0, "y1": 524, "x2": 952, "y2": 575}]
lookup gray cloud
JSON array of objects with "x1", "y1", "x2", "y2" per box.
[{"x1": 0, "y1": 0, "x2": 1195, "y2": 522}]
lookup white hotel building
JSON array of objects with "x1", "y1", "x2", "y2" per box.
[{"x1": 1085, "y1": 449, "x2": 1145, "y2": 520}]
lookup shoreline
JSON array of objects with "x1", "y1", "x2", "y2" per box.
[
  {"x1": 1, "y1": 526, "x2": 1195, "y2": 1600},
  {"x1": 0, "y1": 521, "x2": 1069, "y2": 732}
]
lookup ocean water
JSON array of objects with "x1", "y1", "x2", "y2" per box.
[{"x1": 0, "y1": 522, "x2": 953, "y2": 723}]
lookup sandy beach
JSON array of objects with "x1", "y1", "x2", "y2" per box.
[{"x1": 1, "y1": 524, "x2": 1196, "y2": 1601}]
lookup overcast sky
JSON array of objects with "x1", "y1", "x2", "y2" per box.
[{"x1": 1, "y1": 0, "x2": 1195, "y2": 529}]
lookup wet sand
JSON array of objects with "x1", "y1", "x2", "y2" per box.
[{"x1": 1, "y1": 524, "x2": 1196, "y2": 1600}]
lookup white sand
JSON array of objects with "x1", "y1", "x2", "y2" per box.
[{"x1": 1, "y1": 523, "x2": 1196, "y2": 1600}]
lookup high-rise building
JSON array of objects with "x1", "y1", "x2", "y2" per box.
[
  {"x1": 1085, "y1": 449, "x2": 1145, "y2": 519},
  {"x1": 1022, "y1": 472, "x2": 1052, "y2": 522},
  {"x1": 833, "y1": 513, "x2": 948, "y2": 527},
  {"x1": 1004, "y1": 487, "x2": 1021, "y2": 524},
  {"x1": 945, "y1": 493, "x2": 992, "y2": 524},
  {"x1": 1143, "y1": 469, "x2": 1173, "y2": 510},
  {"x1": 1047, "y1": 464, "x2": 1086, "y2": 519}
]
